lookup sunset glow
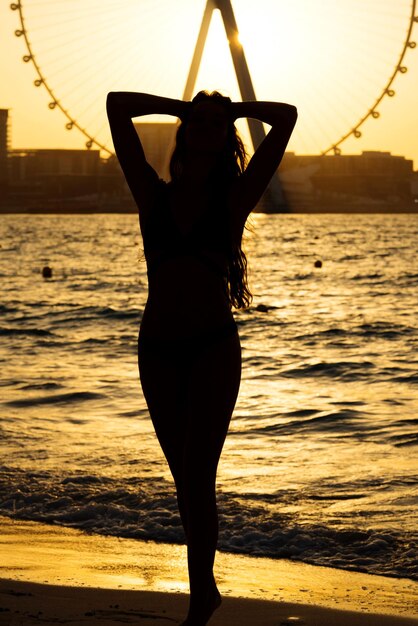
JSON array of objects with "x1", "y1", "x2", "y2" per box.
[{"x1": 1, "y1": 0, "x2": 417, "y2": 163}]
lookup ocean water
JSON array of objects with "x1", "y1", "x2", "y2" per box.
[{"x1": 0, "y1": 212, "x2": 417, "y2": 581}]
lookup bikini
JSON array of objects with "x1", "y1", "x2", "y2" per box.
[{"x1": 138, "y1": 180, "x2": 238, "y2": 363}]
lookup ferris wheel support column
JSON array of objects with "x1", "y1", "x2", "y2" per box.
[
  {"x1": 183, "y1": 1, "x2": 213, "y2": 102},
  {"x1": 183, "y1": 0, "x2": 288, "y2": 212}
]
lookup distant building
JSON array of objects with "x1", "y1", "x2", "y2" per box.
[
  {"x1": 9, "y1": 148, "x2": 99, "y2": 179},
  {"x1": 2, "y1": 122, "x2": 416, "y2": 212},
  {"x1": 134, "y1": 122, "x2": 177, "y2": 180},
  {"x1": 7, "y1": 148, "x2": 101, "y2": 210},
  {"x1": 0, "y1": 109, "x2": 10, "y2": 188},
  {"x1": 279, "y1": 151, "x2": 415, "y2": 212},
  {"x1": 411, "y1": 171, "x2": 418, "y2": 204}
]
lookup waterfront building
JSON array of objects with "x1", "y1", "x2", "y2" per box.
[
  {"x1": 1, "y1": 111, "x2": 416, "y2": 212},
  {"x1": 279, "y1": 151, "x2": 415, "y2": 212},
  {"x1": 0, "y1": 109, "x2": 10, "y2": 189}
]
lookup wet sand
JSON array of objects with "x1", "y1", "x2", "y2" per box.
[{"x1": 0, "y1": 516, "x2": 417, "y2": 625}]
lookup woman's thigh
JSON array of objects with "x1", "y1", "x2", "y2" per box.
[
  {"x1": 138, "y1": 328, "x2": 241, "y2": 481},
  {"x1": 184, "y1": 330, "x2": 241, "y2": 476},
  {"x1": 138, "y1": 341, "x2": 189, "y2": 474}
]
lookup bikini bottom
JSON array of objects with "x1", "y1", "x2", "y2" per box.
[{"x1": 137, "y1": 319, "x2": 238, "y2": 366}]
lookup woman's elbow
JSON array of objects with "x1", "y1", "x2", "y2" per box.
[
  {"x1": 276, "y1": 103, "x2": 298, "y2": 127},
  {"x1": 288, "y1": 104, "x2": 298, "y2": 122},
  {"x1": 106, "y1": 92, "x2": 122, "y2": 113},
  {"x1": 106, "y1": 92, "x2": 114, "y2": 113},
  {"x1": 284, "y1": 105, "x2": 298, "y2": 131},
  {"x1": 106, "y1": 92, "x2": 116, "y2": 108}
]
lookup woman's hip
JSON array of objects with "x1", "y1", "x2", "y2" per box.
[{"x1": 138, "y1": 318, "x2": 239, "y2": 366}]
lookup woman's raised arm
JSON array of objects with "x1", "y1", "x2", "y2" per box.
[
  {"x1": 106, "y1": 92, "x2": 189, "y2": 214},
  {"x1": 229, "y1": 100, "x2": 297, "y2": 219},
  {"x1": 107, "y1": 92, "x2": 188, "y2": 121}
]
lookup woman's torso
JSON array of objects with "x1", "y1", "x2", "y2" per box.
[{"x1": 139, "y1": 180, "x2": 239, "y2": 339}]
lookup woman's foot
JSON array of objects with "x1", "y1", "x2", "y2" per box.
[{"x1": 180, "y1": 583, "x2": 222, "y2": 626}]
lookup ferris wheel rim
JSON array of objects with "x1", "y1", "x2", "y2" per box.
[
  {"x1": 322, "y1": 0, "x2": 418, "y2": 156},
  {"x1": 10, "y1": 0, "x2": 418, "y2": 157},
  {"x1": 10, "y1": 0, "x2": 113, "y2": 155}
]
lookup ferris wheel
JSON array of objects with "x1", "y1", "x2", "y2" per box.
[{"x1": 10, "y1": 0, "x2": 418, "y2": 157}]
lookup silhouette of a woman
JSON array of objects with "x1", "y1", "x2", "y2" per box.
[{"x1": 107, "y1": 90, "x2": 297, "y2": 625}]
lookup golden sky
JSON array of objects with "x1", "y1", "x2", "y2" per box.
[{"x1": 1, "y1": 0, "x2": 418, "y2": 167}]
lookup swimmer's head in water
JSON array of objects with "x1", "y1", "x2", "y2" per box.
[{"x1": 170, "y1": 91, "x2": 247, "y2": 183}]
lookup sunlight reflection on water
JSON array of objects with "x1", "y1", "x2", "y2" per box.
[{"x1": 1, "y1": 213, "x2": 417, "y2": 578}]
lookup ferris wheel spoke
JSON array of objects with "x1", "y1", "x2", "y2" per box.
[
  {"x1": 28, "y1": 0, "x2": 124, "y2": 18},
  {"x1": 57, "y1": 26, "x2": 148, "y2": 96},
  {"x1": 47, "y1": 27, "x2": 132, "y2": 93},
  {"x1": 24, "y1": 12, "x2": 134, "y2": 49}
]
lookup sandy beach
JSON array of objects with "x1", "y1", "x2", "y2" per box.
[{"x1": 0, "y1": 516, "x2": 417, "y2": 625}]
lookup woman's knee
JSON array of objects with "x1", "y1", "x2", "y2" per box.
[{"x1": 182, "y1": 456, "x2": 217, "y2": 497}]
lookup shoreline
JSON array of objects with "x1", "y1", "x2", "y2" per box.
[{"x1": 0, "y1": 516, "x2": 417, "y2": 625}]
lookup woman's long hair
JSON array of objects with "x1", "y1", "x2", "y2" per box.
[{"x1": 169, "y1": 90, "x2": 253, "y2": 310}]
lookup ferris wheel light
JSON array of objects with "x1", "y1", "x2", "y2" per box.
[
  {"x1": 23, "y1": 55, "x2": 32, "y2": 62},
  {"x1": 65, "y1": 122, "x2": 74, "y2": 130},
  {"x1": 386, "y1": 88, "x2": 395, "y2": 96},
  {"x1": 48, "y1": 102, "x2": 57, "y2": 109},
  {"x1": 408, "y1": 41, "x2": 416, "y2": 47},
  {"x1": 10, "y1": 3, "x2": 20, "y2": 10},
  {"x1": 354, "y1": 130, "x2": 362, "y2": 138},
  {"x1": 371, "y1": 110, "x2": 380, "y2": 119},
  {"x1": 398, "y1": 66, "x2": 408, "y2": 73},
  {"x1": 34, "y1": 79, "x2": 43, "y2": 87},
  {"x1": 14, "y1": 29, "x2": 24, "y2": 37}
]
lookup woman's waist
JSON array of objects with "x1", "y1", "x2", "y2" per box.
[
  {"x1": 140, "y1": 298, "x2": 235, "y2": 340},
  {"x1": 145, "y1": 248, "x2": 229, "y2": 281},
  {"x1": 146, "y1": 266, "x2": 228, "y2": 303},
  {"x1": 138, "y1": 317, "x2": 238, "y2": 350}
]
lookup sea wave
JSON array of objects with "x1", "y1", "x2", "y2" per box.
[
  {"x1": 281, "y1": 360, "x2": 375, "y2": 381},
  {"x1": 5, "y1": 391, "x2": 105, "y2": 408},
  {"x1": 0, "y1": 466, "x2": 416, "y2": 580},
  {"x1": 0, "y1": 327, "x2": 54, "y2": 337}
]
